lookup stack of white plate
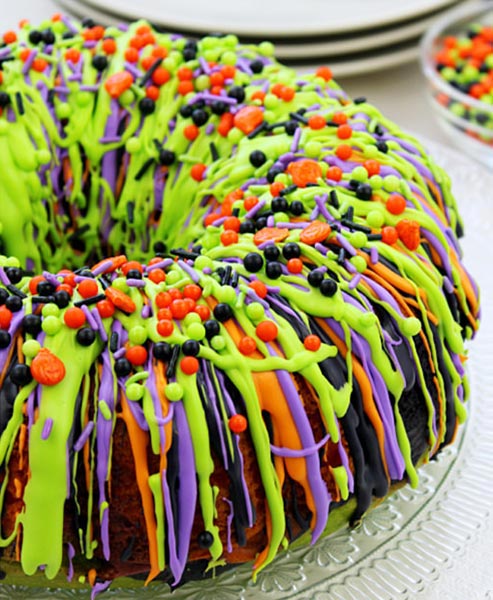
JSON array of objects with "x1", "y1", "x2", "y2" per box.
[{"x1": 55, "y1": 0, "x2": 478, "y2": 76}]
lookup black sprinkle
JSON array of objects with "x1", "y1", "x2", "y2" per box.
[
  {"x1": 230, "y1": 270, "x2": 239, "y2": 288},
  {"x1": 31, "y1": 295, "x2": 55, "y2": 304},
  {"x1": 325, "y1": 120, "x2": 338, "y2": 127},
  {"x1": 247, "y1": 121, "x2": 268, "y2": 139},
  {"x1": 170, "y1": 248, "x2": 199, "y2": 260},
  {"x1": 367, "y1": 234, "x2": 383, "y2": 241},
  {"x1": 346, "y1": 206, "x2": 354, "y2": 221},
  {"x1": 279, "y1": 184, "x2": 298, "y2": 197},
  {"x1": 329, "y1": 190, "x2": 339, "y2": 208},
  {"x1": 338, "y1": 248, "x2": 346, "y2": 265},
  {"x1": 47, "y1": 89, "x2": 55, "y2": 106},
  {"x1": 110, "y1": 332, "x2": 119, "y2": 353},
  {"x1": 341, "y1": 219, "x2": 371, "y2": 233},
  {"x1": 221, "y1": 265, "x2": 232, "y2": 286},
  {"x1": 354, "y1": 96, "x2": 367, "y2": 104},
  {"x1": 232, "y1": 208, "x2": 240, "y2": 217},
  {"x1": 74, "y1": 266, "x2": 90, "y2": 275},
  {"x1": 134, "y1": 158, "x2": 155, "y2": 181},
  {"x1": 166, "y1": 345, "x2": 181, "y2": 379},
  {"x1": 209, "y1": 141, "x2": 219, "y2": 162},
  {"x1": 100, "y1": 275, "x2": 112, "y2": 290},
  {"x1": 74, "y1": 293, "x2": 106, "y2": 307},
  {"x1": 139, "y1": 57, "x2": 163, "y2": 87},
  {"x1": 15, "y1": 92, "x2": 24, "y2": 115},
  {"x1": 374, "y1": 124, "x2": 384, "y2": 136},
  {"x1": 0, "y1": 57, "x2": 15, "y2": 66},
  {"x1": 6, "y1": 284, "x2": 26, "y2": 299},
  {"x1": 289, "y1": 111, "x2": 308, "y2": 124},
  {"x1": 127, "y1": 202, "x2": 134, "y2": 224}
]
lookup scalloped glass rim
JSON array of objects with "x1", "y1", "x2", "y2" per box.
[{"x1": 0, "y1": 139, "x2": 491, "y2": 600}]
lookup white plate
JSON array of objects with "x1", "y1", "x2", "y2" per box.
[
  {"x1": 276, "y1": 0, "x2": 476, "y2": 58},
  {"x1": 55, "y1": 0, "x2": 419, "y2": 77},
  {"x1": 69, "y1": 0, "x2": 462, "y2": 37}
]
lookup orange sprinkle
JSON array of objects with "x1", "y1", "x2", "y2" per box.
[
  {"x1": 287, "y1": 159, "x2": 322, "y2": 188},
  {"x1": 253, "y1": 227, "x2": 289, "y2": 246},
  {"x1": 299, "y1": 221, "x2": 331, "y2": 245},
  {"x1": 233, "y1": 106, "x2": 264, "y2": 134},
  {"x1": 31, "y1": 349, "x2": 66, "y2": 386}
]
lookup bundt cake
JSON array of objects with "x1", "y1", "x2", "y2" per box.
[{"x1": 0, "y1": 13, "x2": 480, "y2": 596}]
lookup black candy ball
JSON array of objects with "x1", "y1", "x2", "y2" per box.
[
  {"x1": 244, "y1": 252, "x2": 264, "y2": 273},
  {"x1": 153, "y1": 342, "x2": 172, "y2": 361},
  {"x1": 213, "y1": 303, "x2": 233, "y2": 323},
  {"x1": 249, "y1": 150, "x2": 267, "y2": 168},
  {"x1": 10, "y1": 364, "x2": 33, "y2": 386}
]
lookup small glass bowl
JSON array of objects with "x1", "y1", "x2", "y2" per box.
[{"x1": 420, "y1": 2, "x2": 493, "y2": 168}]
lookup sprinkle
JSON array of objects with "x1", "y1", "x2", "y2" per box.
[
  {"x1": 245, "y1": 198, "x2": 266, "y2": 219},
  {"x1": 73, "y1": 422, "x2": 95, "y2": 452},
  {"x1": 177, "y1": 260, "x2": 200, "y2": 283},
  {"x1": 79, "y1": 85, "x2": 100, "y2": 92},
  {"x1": 91, "y1": 308, "x2": 108, "y2": 342},
  {"x1": 22, "y1": 49, "x2": 38, "y2": 75},
  {"x1": 74, "y1": 293, "x2": 106, "y2": 307},
  {"x1": 329, "y1": 190, "x2": 340, "y2": 208},
  {"x1": 41, "y1": 418, "x2": 54, "y2": 440},
  {"x1": 370, "y1": 247, "x2": 379, "y2": 264},
  {"x1": 348, "y1": 273, "x2": 362, "y2": 289},
  {"x1": 247, "y1": 122, "x2": 268, "y2": 139},
  {"x1": 139, "y1": 57, "x2": 163, "y2": 86},
  {"x1": 147, "y1": 259, "x2": 173, "y2": 272},
  {"x1": 166, "y1": 345, "x2": 180, "y2": 379},
  {"x1": 126, "y1": 278, "x2": 146, "y2": 288},
  {"x1": 290, "y1": 127, "x2": 302, "y2": 152},
  {"x1": 110, "y1": 332, "x2": 119, "y2": 353},
  {"x1": 135, "y1": 158, "x2": 155, "y2": 181},
  {"x1": 7, "y1": 284, "x2": 26, "y2": 298},
  {"x1": 113, "y1": 347, "x2": 126, "y2": 360},
  {"x1": 15, "y1": 92, "x2": 24, "y2": 115},
  {"x1": 81, "y1": 305, "x2": 98, "y2": 330},
  {"x1": 170, "y1": 248, "x2": 200, "y2": 260},
  {"x1": 209, "y1": 142, "x2": 219, "y2": 162}
]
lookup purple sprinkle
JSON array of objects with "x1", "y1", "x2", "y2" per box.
[
  {"x1": 147, "y1": 259, "x2": 173, "y2": 272},
  {"x1": 205, "y1": 123, "x2": 215, "y2": 135},
  {"x1": 370, "y1": 247, "x2": 379, "y2": 264},
  {"x1": 345, "y1": 261, "x2": 357, "y2": 274},
  {"x1": 245, "y1": 198, "x2": 266, "y2": 219},
  {"x1": 126, "y1": 278, "x2": 146, "y2": 288},
  {"x1": 113, "y1": 347, "x2": 126, "y2": 360},
  {"x1": 0, "y1": 268, "x2": 10, "y2": 286},
  {"x1": 91, "y1": 308, "x2": 107, "y2": 342},
  {"x1": 290, "y1": 127, "x2": 301, "y2": 152},
  {"x1": 314, "y1": 242, "x2": 328, "y2": 255},
  {"x1": 68, "y1": 74, "x2": 82, "y2": 83},
  {"x1": 124, "y1": 62, "x2": 142, "y2": 78},
  {"x1": 178, "y1": 260, "x2": 200, "y2": 283},
  {"x1": 203, "y1": 267, "x2": 212, "y2": 275},
  {"x1": 92, "y1": 260, "x2": 113, "y2": 276},
  {"x1": 22, "y1": 50, "x2": 38, "y2": 75},
  {"x1": 336, "y1": 233, "x2": 356, "y2": 256},
  {"x1": 200, "y1": 92, "x2": 237, "y2": 105},
  {"x1": 266, "y1": 216, "x2": 275, "y2": 227},
  {"x1": 91, "y1": 580, "x2": 112, "y2": 600},
  {"x1": 82, "y1": 305, "x2": 98, "y2": 330},
  {"x1": 275, "y1": 222, "x2": 307, "y2": 229},
  {"x1": 42, "y1": 271, "x2": 60, "y2": 287},
  {"x1": 53, "y1": 86, "x2": 71, "y2": 94},
  {"x1": 80, "y1": 85, "x2": 100, "y2": 92},
  {"x1": 199, "y1": 56, "x2": 211, "y2": 74},
  {"x1": 83, "y1": 40, "x2": 98, "y2": 49},
  {"x1": 41, "y1": 418, "x2": 54, "y2": 440},
  {"x1": 348, "y1": 274, "x2": 362, "y2": 289},
  {"x1": 61, "y1": 15, "x2": 79, "y2": 33},
  {"x1": 141, "y1": 304, "x2": 151, "y2": 318}
]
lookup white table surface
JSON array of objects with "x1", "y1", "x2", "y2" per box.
[{"x1": 4, "y1": 0, "x2": 450, "y2": 147}]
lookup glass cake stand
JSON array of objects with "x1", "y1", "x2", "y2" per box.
[{"x1": 0, "y1": 139, "x2": 491, "y2": 600}]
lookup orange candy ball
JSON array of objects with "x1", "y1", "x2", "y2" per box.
[
  {"x1": 304, "y1": 334, "x2": 321, "y2": 351},
  {"x1": 238, "y1": 336, "x2": 257, "y2": 355},
  {"x1": 126, "y1": 345, "x2": 148, "y2": 366},
  {"x1": 228, "y1": 414, "x2": 248, "y2": 433},
  {"x1": 64, "y1": 307, "x2": 86, "y2": 329},
  {"x1": 256, "y1": 320, "x2": 278, "y2": 342},
  {"x1": 77, "y1": 279, "x2": 99, "y2": 299},
  {"x1": 180, "y1": 356, "x2": 199, "y2": 375}
]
